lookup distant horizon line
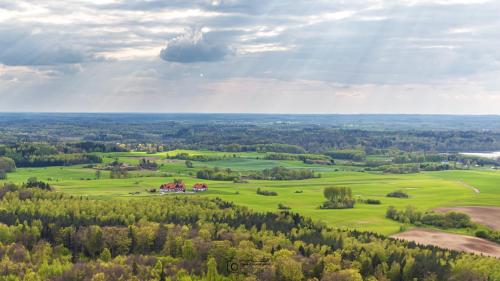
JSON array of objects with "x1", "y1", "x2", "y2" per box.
[{"x1": 0, "y1": 111, "x2": 499, "y2": 116}]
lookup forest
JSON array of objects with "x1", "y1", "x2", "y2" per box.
[
  {"x1": 1, "y1": 114, "x2": 500, "y2": 154},
  {"x1": 0, "y1": 182, "x2": 497, "y2": 281}
]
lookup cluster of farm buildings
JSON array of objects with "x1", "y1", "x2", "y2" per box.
[{"x1": 159, "y1": 182, "x2": 208, "y2": 193}]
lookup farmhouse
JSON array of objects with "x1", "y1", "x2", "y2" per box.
[
  {"x1": 160, "y1": 182, "x2": 186, "y2": 193},
  {"x1": 192, "y1": 183, "x2": 208, "y2": 192}
]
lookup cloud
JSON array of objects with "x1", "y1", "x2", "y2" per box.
[
  {"x1": 1, "y1": 0, "x2": 500, "y2": 113},
  {"x1": 160, "y1": 29, "x2": 231, "y2": 63},
  {"x1": 0, "y1": 29, "x2": 89, "y2": 66},
  {"x1": 0, "y1": 46, "x2": 86, "y2": 66}
]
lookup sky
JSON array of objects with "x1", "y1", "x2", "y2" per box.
[{"x1": 0, "y1": 0, "x2": 500, "y2": 114}]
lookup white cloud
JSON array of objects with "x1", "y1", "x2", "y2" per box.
[
  {"x1": 237, "y1": 43, "x2": 294, "y2": 54},
  {"x1": 448, "y1": 27, "x2": 478, "y2": 34}
]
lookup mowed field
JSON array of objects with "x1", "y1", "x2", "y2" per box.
[{"x1": 2, "y1": 150, "x2": 499, "y2": 235}]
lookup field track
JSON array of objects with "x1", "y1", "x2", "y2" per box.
[{"x1": 456, "y1": 181, "x2": 480, "y2": 193}]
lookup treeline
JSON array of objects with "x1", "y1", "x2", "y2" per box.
[
  {"x1": 386, "y1": 206, "x2": 472, "y2": 228},
  {"x1": 382, "y1": 152, "x2": 499, "y2": 167},
  {"x1": 366, "y1": 163, "x2": 453, "y2": 174},
  {"x1": 0, "y1": 142, "x2": 126, "y2": 155},
  {"x1": 325, "y1": 149, "x2": 366, "y2": 161},
  {"x1": 9, "y1": 153, "x2": 102, "y2": 168},
  {"x1": 0, "y1": 143, "x2": 108, "y2": 167},
  {"x1": 392, "y1": 153, "x2": 447, "y2": 164},
  {"x1": 250, "y1": 166, "x2": 319, "y2": 180},
  {"x1": 264, "y1": 153, "x2": 334, "y2": 165},
  {"x1": 167, "y1": 152, "x2": 223, "y2": 162},
  {"x1": 196, "y1": 167, "x2": 238, "y2": 181},
  {"x1": 0, "y1": 183, "x2": 497, "y2": 280},
  {"x1": 216, "y1": 143, "x2": 306, "y2": 154},
  {"x1": 196, "y1": 166, "x2": 319, "y2": 182}
]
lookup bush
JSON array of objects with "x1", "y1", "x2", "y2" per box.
[
  {"x1": 386, "y1": 205, "x2": 421, "y2": 224},
  {"x1": 364, "y1": 199, "x2": 381, "y2": 205},
  {"x1": 278, "y1": 203, "x2": 291, "y2": 210},
  {"x1": 386, "y1": 190, "x2": 409, "y2": 198},
  {"x1": 475, "y1": 230, "x2": 490, "y2": 239},
  {"x1": 25, "y1": 177, "x2": 53, "y2": 191},
  {"x1": 256, "y1": 188, "x2": 278, "y2": 196},
  {"x1": 0, "y1": 157, "x2": 16, "y2": 173},
  {"x1": 321, "y1": 186, "x2": 355, "y2": 209},
  {"x1": 138, "y1": 158, "x2": 158, "y2": 170},
  {"x1": 475, "y1": 230, "x2": 500, "y2": 244},
  {"x1": 443, "y1": 212, "x2": 471, "y2": 228},
  {"x1": 320, "y1": 199, "x2": 355, "y2": 209}
]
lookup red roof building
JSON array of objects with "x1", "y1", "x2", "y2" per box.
[
  {"x1": 160, "y1": 182, "x2": 186, "y2": 192},
  {"x1": 193, "y1": 183, "x2": 208, "y2": 192}
]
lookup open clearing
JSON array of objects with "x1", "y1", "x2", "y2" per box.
[
  {"x1": 392, "y1": 228, "x2": 500, "y2": 258},
  {"x1": 435, "y1": 206, "x2": 500, "y2": 230}
]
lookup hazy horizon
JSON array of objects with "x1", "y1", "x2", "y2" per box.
[{"x1": 1, "y1": 111, "x2": 500, "y2": 116}]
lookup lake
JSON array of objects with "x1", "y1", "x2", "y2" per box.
[{"x1": 461, "y1": 152, "x2": 500, "y2": 159}]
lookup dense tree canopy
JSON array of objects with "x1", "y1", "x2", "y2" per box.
[{"x1": 0, "y1": 183, "x2": 496, "y2": 280}]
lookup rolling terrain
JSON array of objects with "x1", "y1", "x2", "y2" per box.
[{"x1": 2, "y1": 150, "x2": 499, "y2": 236}]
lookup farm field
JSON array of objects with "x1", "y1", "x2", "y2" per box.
[
  {"x1": 391, "y1": 228, "x2": 500, "y2": 258},
  {"x1": 2, "y1": 150, "x2": 499, "y2": 235}
]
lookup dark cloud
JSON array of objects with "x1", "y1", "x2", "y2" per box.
[
  {"x1": 0, "y1": 46, "x2": 86, "y2": 66},
  {"x1": 99, "y1": 0, "x2": 271, "y2": 14},
  {"x1": 0, "y1": 29, "x2": 88, "y2": 66},
  {"x1": 160, "y1": 29, "x2": 231, "y2": 63}
]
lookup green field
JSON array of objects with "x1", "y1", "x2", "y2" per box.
[{"x1": 2, "y1": 150, "x2": 499, "y2": 235}]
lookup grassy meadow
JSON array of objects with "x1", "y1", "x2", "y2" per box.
[{"x1": 2, "y1": 150, "x2": 499, "y2": 235}]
